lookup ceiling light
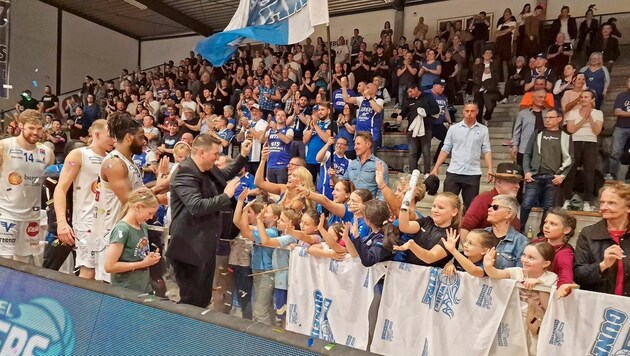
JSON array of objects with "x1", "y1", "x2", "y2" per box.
[{"x1": 124, "y1": 0, "x2": 148, "y2": 10}]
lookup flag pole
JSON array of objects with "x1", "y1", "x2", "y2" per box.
[{"x1": 326, "y1": 23, "x2": 333, "y2": 104}]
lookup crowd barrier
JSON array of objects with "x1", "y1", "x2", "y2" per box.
[
  {"x1": 286, "y1": 248, "x2": 630, "y2": 356},
  {"x1": 0, "y1": 258, "x2": 371, "y2": 356}
]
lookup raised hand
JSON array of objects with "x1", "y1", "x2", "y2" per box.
[
  {"x1": 375, "y1": 161, "x2": 385, "y2": 188},
  {"x1": 238, "y1": 187, "x2": 249, "y2": 202},
  {"x1": 483, "y1": 247, "x2": 497, "y2": 268},
  {"x1": 440, "y1": 228, "x2": 459, "y2": 253},
  {"x1": 240, "y1": 139, "x2": 252, "y2": 158}
]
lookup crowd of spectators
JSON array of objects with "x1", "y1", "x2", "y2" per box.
[{"x1": 4, "y1": 3, "x2": 629, "y2": 352}]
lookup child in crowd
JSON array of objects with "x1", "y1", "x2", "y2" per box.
[
  {"x1": 532, "y1": 208, "x2": 577, "y2": 287},
  {"x1": 256, "y1": 206, "x2": 302, "y2": 327},
  {"x1": 443, "y1": 228, "x2": 497, "y2": 278},
  {"x1": 393, "y1": 192, "x2": 461, "y2": 268},
  {"x1": 230, "y1": 191, "x2": 264, "y2": 320},
  {"x1": 308, "y1": 217, "x2": 348, "y2": 259},
  {"x1": 286, "y1": 209, "x2": 323, "y2": 247},
  {"x1": 104, "y1": 187, "x2": 161, "y2": 293},
  {"x1": 347, "y1": 189, "x2": 373, "y2": 240},
  {"x1": 299, "y1": 180, "x2": 355, "y2": 225},
  {"x1": 343, "y1": 200, "x2": 396, "y2": 267},
  {"x1": 235, "y1": 190, "x2": 281, "y2": 326},
  {"x1": 484, "y1": 242, "x2": 558, "y2": 355}
]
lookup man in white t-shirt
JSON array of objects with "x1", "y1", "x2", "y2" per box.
[
  {"x1": 333, "y1": 36, "x2": 350, "y2": 65},
  {"x1": 237, "y1": 104, "x2": 268, "y2": 174},
  {"x1": 179, "y1": 90, "x2": 197, "y2": 116}
]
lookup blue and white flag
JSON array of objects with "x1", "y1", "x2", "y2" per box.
[
  {"x1": 537, "y1": 288, "x2": 630, "y2": 355},
  {"x1": 286, "y1": 248, "x2": 386, "y2": 350},
  {"x1": 196, "y1": 0, "x2": 329, "y2": 66},
  {"x1": 371, "y1": 262, "x2": 516, "y2": 356}
]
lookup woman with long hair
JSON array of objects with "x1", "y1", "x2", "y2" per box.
[
  {"x1": 495, "y1": 8, "x2": 517, "y2": 81},
  {"x1": 580, "y1": 52, "x2": 610, "y2": 109}
]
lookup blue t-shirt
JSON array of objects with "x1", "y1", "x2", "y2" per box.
[
  {"x1": 357, "y1": 217, "x2": 370, "y2": 241},
  {"x1": 318, "y1": 152, "x2": 349, "y2": 200},
  {"x1": 582, "y1": 67, "x2": 606, "y2": 94},
  {"x1": 614, "y1": 92, "x2": 630, "y2": 128},
  {"x1": 305, "y1": 119, "x2": 332, "y2": 164},
  {"x1": 356, "y1": 97, "x2": 383, "y2": 141},
  {"x1": 273, "y1": 234, "x2": 298, "y2": 290},
  {"x1": 426, "y1": 90, "x2": 449, "y2": 125},
  {"x1": 216, "y1": 129, "x2": 234, "y2": 155},
  {"x1": 332, "y1": 88, "x2": 356, "y2": 113},
  {"x1": 328, "y1": 204, "x2": 354, "y2": 226},
  {"x1": 336, "y1": 118, "x2": 356, "y2": 151},
  {"x1": 267, "y1": 126, "x2": 293, "y2": 168},
  {"x1": 234, "y1": 173, "x2": 256, "y2": 202},
  {"x1": 132, "y1": 152, "x2": 156, "y2": 184},
  {"x1": 420, "y1": 60, "x2": 441, "y2": 88},
  {"x1": 252, "y1": 227, "x2": 279, "y2": 271}
]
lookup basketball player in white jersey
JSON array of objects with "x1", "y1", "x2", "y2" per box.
[
  {"x1": 0, "y1": 110, "x2": 55, "y2": 265},
  {"x1": 92, "y1": 112, "x2": 169, "y2": 282},
  {"x1": 54, "y1": 119, "x2": 114, "y2": 279}
]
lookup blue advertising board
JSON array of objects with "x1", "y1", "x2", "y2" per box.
[{"x1": 0, "y1": 265, "x2": 323, "y2": 355}]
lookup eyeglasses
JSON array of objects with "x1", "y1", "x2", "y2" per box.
[
  {"x1": 488, "y1": 204, "x2": 511, "y2": 211},
  {"x1": 462, "y1": 239, "x2": 480, "y2": 248}
]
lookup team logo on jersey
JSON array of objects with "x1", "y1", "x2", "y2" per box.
[
  {"x1": 7, "y1": 172, "x2": 22, "y2": 185},
  {"x1": 90, "y1": 180, "x2": 99, "y2": 194},
  {"x1": 25, "y1": 223, "x2": 39, "y2": 237}
]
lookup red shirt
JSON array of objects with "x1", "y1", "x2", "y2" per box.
[
  {"x1": 532, "y1": 238, "x2": 574, "y2": 286},
  {"x1": 608, "y1": 230, "x2": 625, "y2": 296},
  {"x1": 462, "y1": 188, "x2": 521, "y2": 232}
]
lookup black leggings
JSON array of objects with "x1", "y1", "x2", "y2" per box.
[{"x1": 563, "y1": 141, "x2": 598, "y2": 202}]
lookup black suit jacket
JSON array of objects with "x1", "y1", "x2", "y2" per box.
[{"x1": 166, "y1": 155, "x2": 247, "y2": 267}]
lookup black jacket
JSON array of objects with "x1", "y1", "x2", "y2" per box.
[
  {"x1": 166, "y1": 155, "x2": 247, "y2": 267},
  {"x1": 591, "y1": 35, "x2": 621, "y2": 62},
  {"x1": 574, "y1": 219, "x2": 630, "y2": 297},
  {"x1": 400, "y1": 93, "x2": 440, "y2": 128},
  {"x1": 473, "y1": 61, "x2": 500, "y2": 94},
  {"x1": 550, "y1": 16, "x2": 578, "y2": 41}
]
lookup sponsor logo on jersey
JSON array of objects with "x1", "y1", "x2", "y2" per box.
[
  {"x1": 7, "y1": 172, "x2": 22, "y2": 185},
  {"x1": 25, "y1": 223, "x2": 39, "y2": 237},
  {"x1": 90, "y1": 180, "x2": 99, "y2": 194}
]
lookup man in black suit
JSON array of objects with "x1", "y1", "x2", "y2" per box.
[{"x1": 167, "y1": 134, "x2": 251, "y2": 307}]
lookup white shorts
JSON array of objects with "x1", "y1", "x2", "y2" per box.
[
  {"x1": 93, "y1": 247, "x2": 111, "y2": 283},
  {"x1": 0, "y1": 218, "x2": 42, "y2": 257},
  {"x1": 75, "y1": 230, "x2": 95, "y2": 269}
]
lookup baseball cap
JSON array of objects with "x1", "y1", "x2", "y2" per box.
[
  {"x1": 535, "y1": 53, "x2": 546, "y2": 59},
  {"x1": 273, "y1": 102, "x2": 282, "y2": 109},
  {"x1": 433, "y1": 78, "x2": 447, "y2": 87},
  {"x1": 250, "y1": 103, "x2": 261, "y2": 110}
]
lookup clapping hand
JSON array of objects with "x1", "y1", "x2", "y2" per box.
[
  {"x1": 224, "y1": 178, "x2": 240, "y2": 198},
  {"x1": 240, "y1": 139, "x2": 252, "y2": 158},
  {"x1": 440, "y1": 228, "x2": 459, "y2": 253}
]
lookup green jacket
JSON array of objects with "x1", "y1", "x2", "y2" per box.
[{"x1": 523, "y1": 129, "x2": 573, "y2": 177}]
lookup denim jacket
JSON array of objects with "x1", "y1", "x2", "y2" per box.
[{"x1": 485, "y1": 226, "x2": 528, "y2": 269}]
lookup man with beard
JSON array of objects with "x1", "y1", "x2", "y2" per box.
[
  {"x1": 287, "y1": 95, "x2": 312, "y2": 159},
  {"x1": 92, "y1": 112, "x2": 169, "y2": 282},
  {"x1": 54, "y1": 119, "x2": 115, "y2": 279},
  {"x1": 0, "y1": 110, "x2": 55, "y2": 265},
  {"x1": 40, "y1": 85, "x2": 59, "y2": 118}
]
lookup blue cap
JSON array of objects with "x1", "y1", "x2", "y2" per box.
[{"x1": 273, "y1": 102, "x2": 282, "y2": 109}]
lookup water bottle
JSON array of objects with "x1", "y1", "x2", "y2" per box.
[
  {"x1": 527, "y1": 225, "x2": 533, "y2": 239},
  {"x1": 401, "y1": 170, "x2": 421, "y2": 212}
]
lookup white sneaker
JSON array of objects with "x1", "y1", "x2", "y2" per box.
[
  {"x1": 583, "y1": 202, "x2": 594, "y2": 212},
  {"x1": 562, "y1": 200, "x2": 570, "y2": 209},
  {"x1": 499, "y1": 98, "x2": 508, "y2": 104}
]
